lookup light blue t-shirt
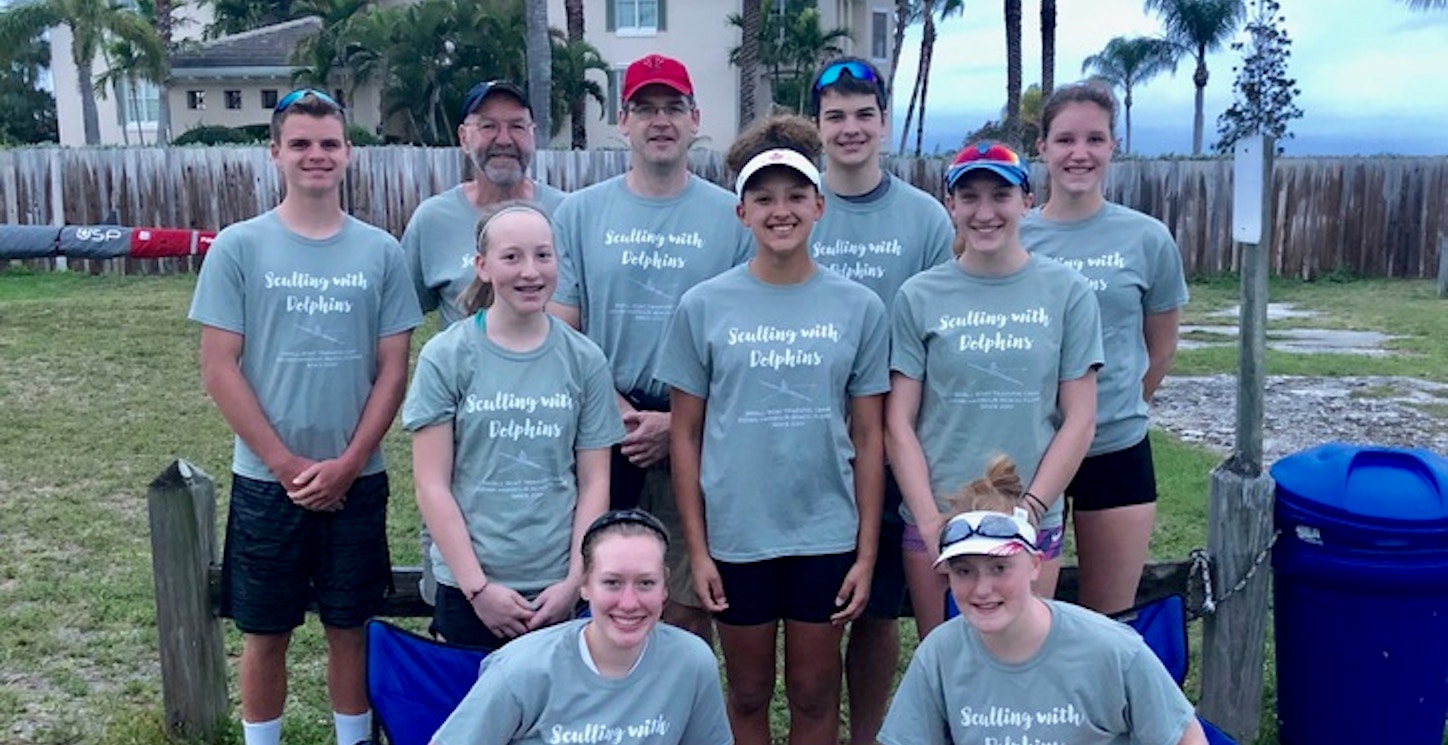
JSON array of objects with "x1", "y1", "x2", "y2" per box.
[
  {"x1": 402, "y1": 315, "x2": 624, "y2": 594},
  {"x1": 810, "y1": 172, "x2": 955, "y2": 308},
  {"x1": 656, "y1": 264, "x2": 890, "y2": 562},
  {"x1": 433, "y1": 619, "x2": 733, "y2": 745},
  {"x1": 879, "y1": 600, "x2": 1196, "y2": 745},
  {"x1": 188, "y1": 210, "x2": 423, "y2": 481},
  {"x1": 1022, "y1": 202, "x2": 1189, "y2": 454},
  {"x1": 402, "y1": 182, "x2": 568, "y2": 328},
  {"x1": 891, "y1": 257, "x2": 1103, "y2": 519},
  {"x1": 552, "y1": 174, "x2": 753, "y2": 406}
]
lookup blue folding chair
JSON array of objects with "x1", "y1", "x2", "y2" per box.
[
  {"x1": 945, "y1": 592, "x2": 1238, "y2": 744},
  {"x1": 365, "y1": 619, "x2": 491, "y2": 745}
]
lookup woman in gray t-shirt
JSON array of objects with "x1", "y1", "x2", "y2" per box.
[{"x1": 432, "y1": 509, "x2": 732, "y2": 745}]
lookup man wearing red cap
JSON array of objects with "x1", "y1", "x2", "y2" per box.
[{"x1": 549, "y1": 54, "x2": 751, "y2": 642}]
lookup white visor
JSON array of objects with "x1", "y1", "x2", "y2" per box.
[{"x1": 733, "y1": 148, "x2": 822, "y2": 197}]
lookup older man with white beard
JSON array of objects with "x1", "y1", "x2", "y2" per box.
[{"x1": 403, "y1": 79, "x2": 567, "y2": 328}]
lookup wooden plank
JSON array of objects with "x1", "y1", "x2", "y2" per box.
[
  {"x1": 147, "y1": 460, "x2": 228, "y2": 742},
  {"x1": 1438, "y1": 234, "x2": 1448, "y2": 298}
]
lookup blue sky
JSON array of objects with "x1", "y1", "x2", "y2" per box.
[{"x1": 891, "y1": 0, "x2": 1448, "y2": 156}]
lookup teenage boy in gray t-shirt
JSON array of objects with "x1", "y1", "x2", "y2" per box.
[
  {"x1": 188, "y1": 90, "x2": 422, "y2": 745},
  {"x1": 548, "y1": 54, "x2": 751, "y2": 642},
  {"x1": 806, "y1": 56, "x2": 955, "y2": 745}
]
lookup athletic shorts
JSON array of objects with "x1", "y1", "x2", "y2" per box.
[
  {"x1": 862, "y1": 468, "x2": 907, "y2": 620},
  {"x1": 220, "y1": 471, "x2": 392, "y2": 634},
  {"x1": 714, "y1": 552, "x2": 855, "y2": 626},
  {"x1": 431, "y1": 584, "x2": 585, "y2": 651},
  {"x1": 1068, "y1": 435, "x2": 1159, "y2": 511},
  {"x1": 636, "y1": 466, "x2": 701, "y2": 609}
]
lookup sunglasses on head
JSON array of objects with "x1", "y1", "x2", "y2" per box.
[
  {"x1": 938, "y1": 512, "x2": 1036, "y2": 553},
  {"x1": 276, "y1": 88, "x2": 342, "y2": 113},
  {"x1": 814, "y1": 60, "x2": 879, "y2": 90},
  {"x1": 585, "y1": 508, "x2": 670, "y2": 548}
]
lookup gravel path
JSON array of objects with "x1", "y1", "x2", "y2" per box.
[{"x1": 1152, "y1": 375, "x2": 1448, "y2": 463}]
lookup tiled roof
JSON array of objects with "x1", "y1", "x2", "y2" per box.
[{"x1": 171, "y1": 16, "x2": 322, "y2": 69}]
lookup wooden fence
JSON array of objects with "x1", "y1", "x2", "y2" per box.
[{"x1": 3, "y1": 146, "x2": 1445, "y2": 279}]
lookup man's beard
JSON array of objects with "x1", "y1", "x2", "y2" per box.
[{"x1": 474, "y1": 147, "x2": 526, "y2": 188}]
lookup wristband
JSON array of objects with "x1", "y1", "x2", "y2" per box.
[
  {"x1": 1024, "y1": 491, "x2": 1049, "y2": 515},
  {"x1": 466, "y1": 578, "x2": 490, "y2": 601}
]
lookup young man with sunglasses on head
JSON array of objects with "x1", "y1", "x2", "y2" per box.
[
  {"x1": 548, "y1": 54, "x2": 751, "y2": 643},
  {"x1": 806, "y1": 56, "x2": 955, "y2": 745},
  {"x1": 404, "y1": 79, "x2": 568, "y2": 329},
  {"x1": 189, "y1": 89, "x2": 422, "y2": 745}
]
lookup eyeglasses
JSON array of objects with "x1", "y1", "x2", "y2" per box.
[
  {"x1": 584, "y1": 509, "x2": 670, "y2": 548},
  {"x1": 462, "y1": 118, "x2": 534, "y2": 138},
  {"x1": 276, "y1": 88, "x2": 342, "y2": 112},
  {"x1": 938, "y1": 512, "x2": 1036, "y2": 553},
  {"x1": 814, "y1": 60, "x2": 880, "y2": 90},
  {"x1": 626, "y1": 101, "x2": 694, "y2": 120}
]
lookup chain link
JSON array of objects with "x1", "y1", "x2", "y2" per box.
[{"x1": 1190, "y1": 530, "x2": 1280, "y2": 616}]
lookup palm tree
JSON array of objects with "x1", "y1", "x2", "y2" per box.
[
  {"x1": 898, "y1": 0, "x2": 963, "y2": 155},
  {"x1": 728, "y1": 0, "x2": 849, "y2": 115},
  {"x1": 204, "y1": 0, "x2": 301, "y2": 37},
  {"x1": 550, "y1": 32, "x2": 606, "y2": 146},
  {"x1": 1081, "y1": 35, "x2": 1178, "y2": 154},
  {"x1": 291, "y1": 0, "x2": 373, "y2": 91},
  {"x1": 96, "y1": 36, "x2": 163, "y2": 144},
  {"x1": 524, "y1": 0, "x2": 551, "y2": 142},
  {"x1": 0, "y1": 0, "x2": 164, "y2": 145},
  {"x1": 735, "y1": 0, "x2": 767, "y2": 127},
  {"x1": 1144, "y1": 0, "x2": 1245, "y2": 155},
  {"x1": 886, "y1": 0, "x2": 910, "y2": 104},
  {"x1": 1040, "y1": 0, "x2": 1056, "y2": 95},
  {"x1": 1396, "y1": 0, "x2": 1447, "y2": 7},
  {"x1": 562, "y1": 0, "x2": 594, "y2": 148},
  {"x1": 1003, "y1": 0, "x2": 1023, "y2": 146}
]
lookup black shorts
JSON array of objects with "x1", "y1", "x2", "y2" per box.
[
  {"x1": 610, "y1": 444, "x2": 647, "y2": 511},
  {"x1": 862, "y1": 468, "x2": 907, "y2": 620},
  {"x1": 714, "y1": 552, "x2": 855, "y2": 626},
  {"x1": 1067, "y1": 435, "x2": 1159, "y2": 512},
  {"x1": 433, "y1": 584, "x2": 587, "y2": 650},
  {"x1": 220, "y1": 471, "x2": 392, "y2": 634}
]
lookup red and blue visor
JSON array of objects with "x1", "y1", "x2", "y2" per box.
[{"x1": 945, "y1": 141, "x2": 1030, "y2": 193}]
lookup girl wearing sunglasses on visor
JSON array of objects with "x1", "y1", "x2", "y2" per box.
[
  {"x1": 887, "y1": 141, "x2": 1102, "y2": 638},
  {"x1": 878, "y1": 457, "x2": 1207, "y2": 745}
]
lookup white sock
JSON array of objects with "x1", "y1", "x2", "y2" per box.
[
  {"x1": 242, "y1": 717, "x2": 282, "y2": 745},
  {"x1": 334, "y1": 710, "x2": 372, "y2": 745}
]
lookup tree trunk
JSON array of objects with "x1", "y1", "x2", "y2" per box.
[
  {"x1": 565, "y1": 0, "x2": 586, "y2": 149},
  {"x1": 154, "y1": 0, "x2": 174, "y2": 144},
  {"x1": 1124, "y1": 87, "x2": 1134, "y2": 154},
  {"x1": 887, "y1": 0, "x2": 910, "y2": 100},
  {"x1": 74, "y1": 44, "x2": 102, "y2": 145},
  {"x1": 1003, "y1": 0, "x2": 1022, "y2": 147},
  {"x1": 1192, "y1": 47, "x2": 1208, "y2": 155},
  {"x1": 525, "y1": 0, "x2": 552, "y2": 144},
  {"x1": 914, "y1": 16, "x2": 936, "y2": 156},
  {"x1": 1040, "y1": 0, "x2": 1056, "y2": 96},
  {"x1": 738, "y1": 0, "x2": 766, "y2": 127},
  {"x1": 899, "y1": 2, "x2": 933, "y2": 154},
  {"x1": 130, "y1": 82, "x2": 145, "y2": 145}
]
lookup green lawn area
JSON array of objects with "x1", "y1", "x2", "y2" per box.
[{"x1": 1, "y1": 270, "x2": 1442, "y2": 744}]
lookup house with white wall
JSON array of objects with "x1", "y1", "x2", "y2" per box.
[{"x1": 47, "y1": 0, "x2": 894, "y2": 149}]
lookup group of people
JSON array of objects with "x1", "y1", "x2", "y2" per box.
[{"x1": 189, "y1": 50, "x2": 1203, "y2": 745}]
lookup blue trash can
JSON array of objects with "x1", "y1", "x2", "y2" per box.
[{"x1": 1272, "y1": 443, "x2": 1448, "y2": 745}]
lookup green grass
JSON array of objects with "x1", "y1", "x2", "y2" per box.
[{"x1": 3, "y1": 271, "x2": 1438, "y2": 744}]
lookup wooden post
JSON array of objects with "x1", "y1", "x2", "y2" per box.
[
  {"x1": 1198, "y1": 136, "x2": 1276, "y2": 742},
  {"x1": 148, "y1": 459, "x2": 228, "y2": 741},
  {"x1": 1437, "y1": 234, "x2": 1447, "y2": 298}
]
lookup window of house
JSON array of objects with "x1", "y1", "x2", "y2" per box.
[
  {"x1": 261, "y1": 89, "x2": 279, "y2": 109},
  {"x1": 606, "y1": 68, "x2": 623, "y2": 125},
  {"x1": 608, "y1": 0, "x2": 664, "y2": 35},
  {"x1": 187, "y1": 90, "x2": 205, "y2": 110},
  {"x1": 118, "y1": 80, "x2": 160, "y2": 126},
  {"x1": 225, "y1": 90, "x2": 242, "y2": 109},
  {"x1": 871, "y1": 10, "x2": 890, "y2": 61}
]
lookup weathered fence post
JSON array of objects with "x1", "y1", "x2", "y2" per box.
[
  {"x1": 1437, "y1": 234, "x2": 1447, "y2": 298},
  {"x1": 148, "y1": 459, "x2": 228, "y2": 740},
  {"x1": 1198, "y1": 136, "x2": 1275, "y2": 742}
]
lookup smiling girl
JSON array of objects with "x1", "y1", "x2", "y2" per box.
[
  {"x1": 887, "y1": 141, "x2": 1103, "y2": 639},
  {"x1": 878, "y1": 457, "x2": 1207, "y2": 745},
  {"x1": 403, "y1": 200, "x2": 624, "y2": 650},
  {"x1": 431, "y1": 509, "x2": 732, "y2": 745},
  {"x1": 659, "y1": 116, "x2": 889, "y2": 745}
]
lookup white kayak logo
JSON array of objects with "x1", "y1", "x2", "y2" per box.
[{"x1": 74, "y1": 227, "x2": 125, "y2": 241}]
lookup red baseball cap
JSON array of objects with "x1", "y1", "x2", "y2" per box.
[{"x1": 622, "y1": 54, "x2": 694, "y2": 102}]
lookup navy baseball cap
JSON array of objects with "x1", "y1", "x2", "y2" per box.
[{"x1": 460, "y1": 80, "x2": 530, "y2": 119}]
